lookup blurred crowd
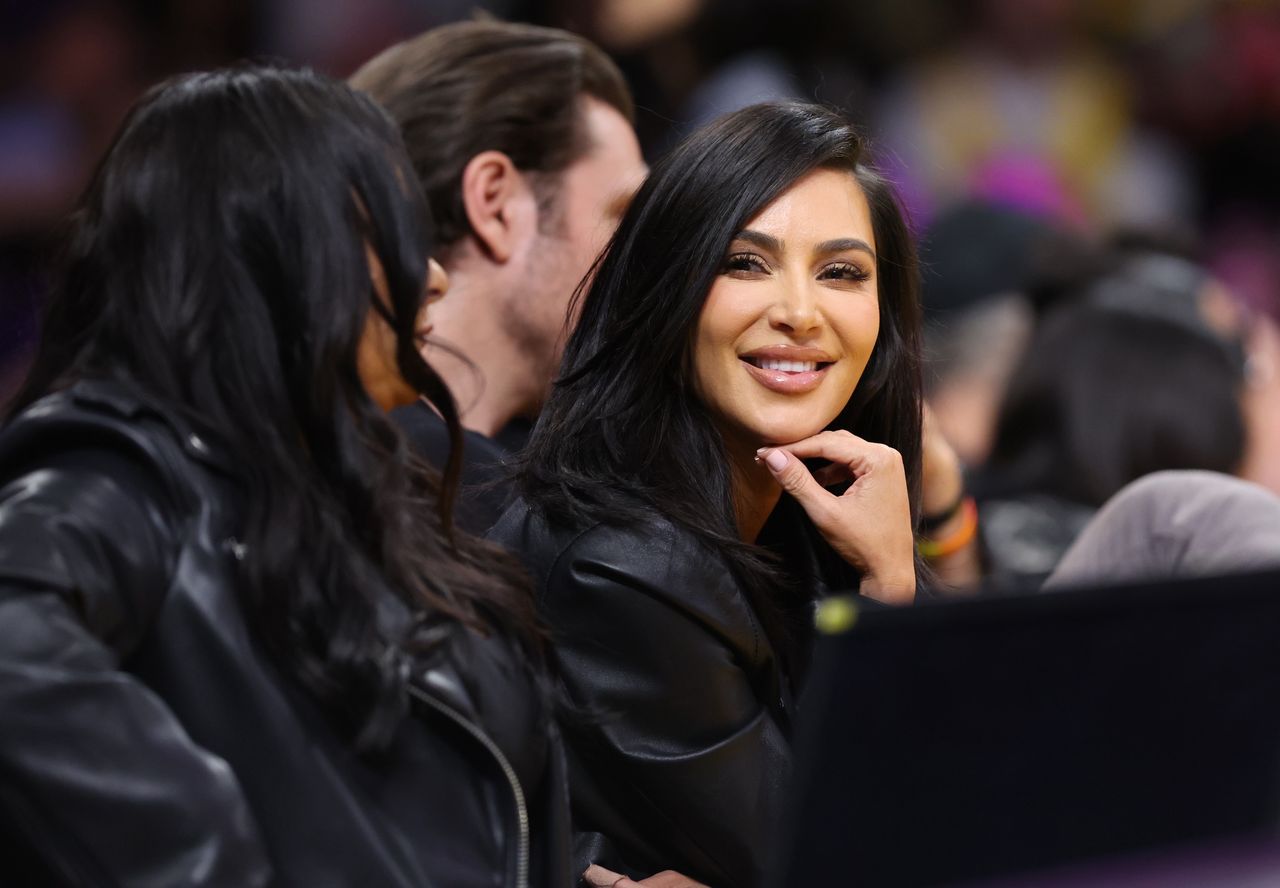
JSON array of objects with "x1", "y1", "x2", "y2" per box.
[{"x1": 4, "y1": 0, "x2": 1280, "y2": 584}]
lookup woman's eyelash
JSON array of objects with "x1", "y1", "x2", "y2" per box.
[
  {"x1": 821, "y1": 262, "x2": 871, "y2": 282},
  {"x1": 722, "y1": 252, "x2": 767, "y2": 273},
  {"x1": 720, "y1": 255, "x2": 870, "y2": 280}
]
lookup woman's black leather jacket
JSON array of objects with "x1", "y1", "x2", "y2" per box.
[
  {"x1": 0, "y1": 381, "x2": 570, "y2": 888},
  {"x1": 490, "y1": 499, "x2": 824, "y2": 888}
]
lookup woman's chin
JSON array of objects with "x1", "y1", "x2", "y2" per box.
[{"x1": 755, "y1": 423, "x2": 832, "y2": 448}]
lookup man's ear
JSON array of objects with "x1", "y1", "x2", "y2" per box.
[{"x1": 460, "y1": 150, "x2": 536, "y2": 264}]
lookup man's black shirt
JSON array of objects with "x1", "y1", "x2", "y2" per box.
[{"x1": 393, "y1": 401, "x2": 513, "y2": 535}]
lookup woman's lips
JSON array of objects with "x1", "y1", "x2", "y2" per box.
[{"x1": 740, "y1": 357, "x2": 831, "y2": 393}]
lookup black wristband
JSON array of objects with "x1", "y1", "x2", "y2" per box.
[{"x1": 919, "y1": 489, "x2": 967, "y2": 535}]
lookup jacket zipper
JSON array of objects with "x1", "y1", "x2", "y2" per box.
[{"x1": 408, "y1": 685, "x2": 530, "y2": 888}]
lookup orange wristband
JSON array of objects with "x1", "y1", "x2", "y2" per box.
[{"x1": 916, "y1": 496, "x2": 978, "y2": 559}]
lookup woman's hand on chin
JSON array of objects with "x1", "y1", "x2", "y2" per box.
[{"x1": 757, "y1": 431, "x2": 916, "y2": 605}]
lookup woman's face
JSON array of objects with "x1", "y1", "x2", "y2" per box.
[
  {"x1": 693, "y1": 168, "x2": 880, "y2": 450},
  {"x1": 358, "y1": 252, "x2": 448, "y2": 412}
]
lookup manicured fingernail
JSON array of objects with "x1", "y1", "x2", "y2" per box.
[{"x1": 763, "y1": 449, "x2": 787, "y2": 471}]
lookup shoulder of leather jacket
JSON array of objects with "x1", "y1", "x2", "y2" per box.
[
  {"x1": 0, "y1": 396, "x2": 194, "y2": 654},
  {"x1": 527, "y1": 509, "x2": 772, "y2": 667},
  {"x1": 8, "y1": 379, "x2": 237, "y2": 478}
]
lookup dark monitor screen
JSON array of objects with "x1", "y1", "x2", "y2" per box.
[{"x1": 773, "y1": 570, "x2": 1280, "y2": 887}]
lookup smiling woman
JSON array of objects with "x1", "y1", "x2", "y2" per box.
[
  {"x1": 492, "y1": 102, "x2": 924, "y2": 887},
  {"x1": 696, "y1": 171, "x2": 880, "y2": 440}
]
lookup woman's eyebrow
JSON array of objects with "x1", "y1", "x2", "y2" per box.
[
  {"x1": 731, "y1": 231, "x2": 877, "y2": 262},
  {"x1": 815, "y1": 237, "x2": 876, "y2": 260},
  {"x1": 733, "y1": 229, "x2": 783, "y2": 254}
]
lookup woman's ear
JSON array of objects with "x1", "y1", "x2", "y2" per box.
[{"x1": 460, "y1": 150, "x2": 536, "y2": 264}]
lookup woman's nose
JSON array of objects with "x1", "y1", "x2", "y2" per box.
[
  {"x1": 768, "y1": 277, "x2": 821, "y2": 335},
  {"x1": 426, "y1": 257, "x2": 449, "y2": 304}
]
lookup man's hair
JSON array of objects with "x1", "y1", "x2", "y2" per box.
[{"x1": 350, "y1": 20, "x2": 634, "y2": 248}]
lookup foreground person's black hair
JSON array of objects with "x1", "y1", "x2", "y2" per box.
[
  {"x1": 494, "y1": 101, "x2": 924, "y2": 887},
  {"x1": 0, "y1": 66, "x2": 567, "y2": 887}
]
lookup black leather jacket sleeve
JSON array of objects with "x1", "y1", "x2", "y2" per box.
[
  {"x1": 542, "y1": 522, "x2": 789, "y2": 888},
  {"x1": 0, "y1": 452, "x2": 273, "y2": 886}
]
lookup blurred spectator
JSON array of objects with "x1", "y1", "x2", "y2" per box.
[
  {"x1": 1045, "y1": 469, "x2": 1280, "y2": 591},
  {"x1": 876, "y1": 0, "x2": 1192, "y2": 231},
  {"x1": 1077, "y1": 230, "x2": 1280, "y2": 501},
  {"x1": 918, "y1": 201, "x2": 1074, "y2": 467},
  {"x1": 1239, "y1": 308, "x2": 1280, "y2": 496},
  {"x1": 973, "y1": 270, "x2": 1249, "y2": 586}
]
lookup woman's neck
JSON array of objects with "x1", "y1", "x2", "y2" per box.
[{"x1": 727, "y1": 437, "x2": 783, "y2": 544}]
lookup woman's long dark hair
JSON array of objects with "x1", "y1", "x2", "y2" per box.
[
  {"x1": 516, "y1": 101, "x2": 923, "y2": 652},
  {"x1": 13, "y1": 67, "x2": 540, "y2": 751}
]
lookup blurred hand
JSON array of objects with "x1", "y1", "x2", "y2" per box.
[
  {"x1": 921, "y1": 403, "x2": 964, "y2": 517},
  {"x1": 593, "y1": 0, "x2": 702, "y2": 50},
  {"x1": 919, "y1": 404, "x2": 983, "y2": 592},
  {"x1": 583, "y1": 863, "x2": 710, "y2": 887},
  {"x1": 758, "y1": 430, "x2": 915, "y2": 604}
]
